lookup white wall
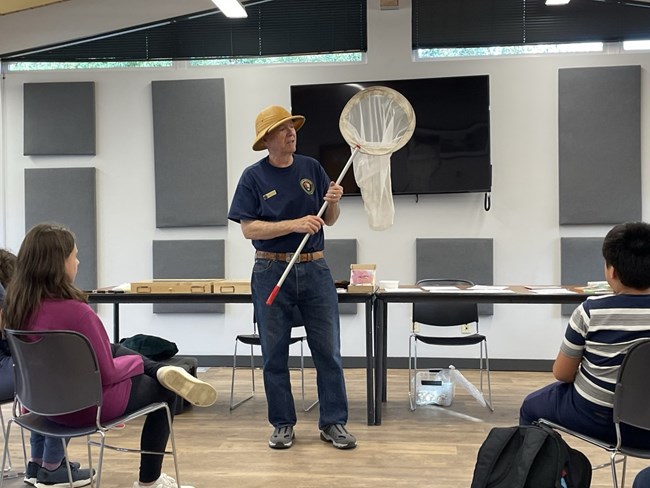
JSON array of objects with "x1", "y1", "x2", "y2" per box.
[{"x1": 1, "y1": 1, "x2": 649, "y2": 362}]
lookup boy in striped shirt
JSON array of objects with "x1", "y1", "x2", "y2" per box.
[{"x1": 520, "y1": 221, "x2": 650, "y2": 449}]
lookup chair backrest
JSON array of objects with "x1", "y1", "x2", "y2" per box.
[
  {"x1": 614, "y1": 338, "x2": 650, "y2": 431},
  {"x1": 5, "y1": 329, "x2": 103, "y2": 417},
  {"x1": 414, "y1": 279, "x2": 478, "y2": 327}
]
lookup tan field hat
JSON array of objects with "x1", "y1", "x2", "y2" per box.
[{"x1": 252, "y1": 105, "x2": 305, "y2": 151}]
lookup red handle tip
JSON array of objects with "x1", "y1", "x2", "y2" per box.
[{"x1": 266, "y1": 286, "x2": 280, "y2": 305}]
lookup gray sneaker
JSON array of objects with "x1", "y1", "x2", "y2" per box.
[
  {"x1": 320, "y1": 424, "x2": 357, "y2": 449},
  {"x1": 269, "y1": 425, "x2": 294, "y2": 449}
]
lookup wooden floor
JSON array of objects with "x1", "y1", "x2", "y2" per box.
[{"x1": 1, "y1": 368, "x2": 646, "y2": 487}]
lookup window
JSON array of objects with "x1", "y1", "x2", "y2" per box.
[
  {"x1": 190, "y1": 52, "x2": 363, "y2": 67},
  {"x1": 417, "y1": 42, "x2": 603, "y2": 59},
  {"x1": 6, "y1": 60, "x2": 172, "y2": 72}
]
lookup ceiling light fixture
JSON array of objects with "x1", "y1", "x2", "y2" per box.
[
  {"x1": 212, "y1": 0, "x2": 248, "y2": 18},
  {"x1": 546, "y1": 0, "x2": 571, "y2": 4}
]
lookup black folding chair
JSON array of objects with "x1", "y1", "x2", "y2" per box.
[
  {"x1": 230, "y1": 308, "x2": 318, "y2": 412},
  {"x1": 408, "y1": 279, "x2": 492, "y2": 411},
  {"x1": 0, "y1": 329, "x2": 181, "y2": 488}
]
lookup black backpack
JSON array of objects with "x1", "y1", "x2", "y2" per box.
[{"x1": 470, "y1": 423, "x2": 592, "y2": 488}]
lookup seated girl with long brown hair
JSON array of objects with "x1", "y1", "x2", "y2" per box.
[{"x1": 0, "y1": 223, "x2": 217, "y2": 488}]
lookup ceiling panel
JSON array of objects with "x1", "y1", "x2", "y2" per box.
[{"x1": 0, "y1": 0, "x2": 73, "y2": 15}]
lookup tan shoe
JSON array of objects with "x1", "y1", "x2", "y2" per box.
[{"x1": 156, "y1": 366, "x2": 217, "y2": 407}]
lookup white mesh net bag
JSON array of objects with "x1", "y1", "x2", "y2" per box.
[{"x1": 339, "y1": 86, "x2": 416, "y2": 230}]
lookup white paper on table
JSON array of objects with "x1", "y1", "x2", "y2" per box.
[
  {"x1": 112, "y1": 282, "x2": 131, "y2": 292},
  {"x1": 529, "y1": 288, "x2": 577, "y2": 295},
  {"x1": 467, "y1": 285, "x2": 515, "y2": 294},
  {"x1": 383, "y1": 287, "x2": 427, "y2": 293},
  {"x1": 468, "y1": 285, "x2": 509, "y2": 290},
  {"x1": 422, "y1": 286, "x2": 463, "y2": 293}
]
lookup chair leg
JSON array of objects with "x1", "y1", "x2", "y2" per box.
[
  {"x1": 481, "y1": 340, "x2": 494, "y2": 412},
  {"x1": 164, "y1": 405, "x2": 180, "y2": 488},
  {"x1": 0, "y1": 410, "x2": 25, "y2": 481},
  {"x1": 85, "y1": 434, "x2": 95, "y2": 488},
  {"x1": 230, "y1": 340, "x2": 255, "y2": 411},
  {"x1": 61, "y1": 438, "x2": 76, "y2": 488},
  {"x1": 408, "y1": 336, "x2": 417, "y2": 411},
  {"x1": 620, "y1": 454, "x2": 628, "y2": 488},
  {"x1": 610, "y1": 451, "x2": 620, "y2": 488},
  {"x1": 0, "y1": 409, "x2": 11, "y2": 473},
  {"x1": 0, "y1": 419, "x2": 13, "y2": 488},
  {"x1": 299, "y1": 339, "x2": 318, "y2": 412}
]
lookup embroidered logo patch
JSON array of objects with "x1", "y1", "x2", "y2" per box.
[{"x1": 300, "y1": 178, "x2": 315, "y2": 195}]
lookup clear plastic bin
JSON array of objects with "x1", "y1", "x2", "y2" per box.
[{"x1": 414, "y1": 369, "x2": 455, "y2": 407}]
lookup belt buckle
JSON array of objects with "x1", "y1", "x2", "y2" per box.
[{"x1": 286, "y1": 252, "x2": 299, "y2": 263}]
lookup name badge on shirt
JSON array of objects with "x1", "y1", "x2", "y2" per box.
[{"x1": 263, "y1": 190, "x2": 277, "y2": 200}]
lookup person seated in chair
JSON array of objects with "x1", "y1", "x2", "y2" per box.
[
  {"x1": 0, "y1": 224, "x2": 218, "y2": 488},
  {"x1": 519, "y1": 221, "x2": 650, "y2": 450},
  {"x1": 0, "y1": 248, "x2": 95, "y2": 487}
]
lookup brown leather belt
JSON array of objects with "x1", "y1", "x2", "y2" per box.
[{"x1": 255, "y1": 250, "x2": 324, "y2": 263}]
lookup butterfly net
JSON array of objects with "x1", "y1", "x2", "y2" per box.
[{"x1": 339, "y1": 86, "x2": 416, "y2": 230}]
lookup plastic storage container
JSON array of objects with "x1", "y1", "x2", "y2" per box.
[{"x1": 414, "y1": 369, "x2": 455, "y2": 407}]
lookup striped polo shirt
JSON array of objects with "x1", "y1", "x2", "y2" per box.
[{"x1": 561, "y1": 293, "x2": 650, "y2": 408}]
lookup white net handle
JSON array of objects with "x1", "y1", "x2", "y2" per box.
[{"x1": 338, "y1": 86, "x2": 416, "y2": 155}]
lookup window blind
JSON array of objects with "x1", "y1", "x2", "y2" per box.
[
  {"x1": 413, "y1": 0, "x2": 650, "y2": 50},
  {"x1": 3, "y1": 0, "x2": 367, "y2": 62}
]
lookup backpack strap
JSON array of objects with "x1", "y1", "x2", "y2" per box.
[
  {"x1": 512, "y1": 426, "x2": 555, "y2": 486},
  {"x1": 471, "y1": 427, "x2": 520, "y2": 488},
  {"x1": 471, "y1": 425, "x2": 561, "y2": 488}
]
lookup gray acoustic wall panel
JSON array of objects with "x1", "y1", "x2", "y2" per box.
[
  {"x1": 24, "y1": 82, "x2": 96, "y2": 155},
  {"x1": 324, "y1": 239, "x2": 358, "y2": 315},
  {"x1": 153, "y1": 240, "x2": 225, "y2": 313},
  {"x1": 558, "y1": 66, "x2": 641, "y2": 224},
  {"x1": 560, "y1": 237, "x2": 604, "y2": 315},
  {"x1": 416, "y1": 238, "x2": 494, "y2": 315},
  {"x1": 25, "y1": 168, "x2": 97, "y2": 291},
  {"x1": 152, "y1": 79, "x2": 228, "y2": 228}
]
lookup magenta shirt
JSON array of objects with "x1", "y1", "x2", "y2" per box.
[{"x1": 28, "y1": 299, "x2": 144, "y2": 426}]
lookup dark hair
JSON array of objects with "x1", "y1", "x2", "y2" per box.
[
  {"x1": 0, "y1": 223, "x2": 87, "y2": 331},
  {"x1": 602, "y1": 221, "x2": 650, "y2": 289},
  {"x1": 0, "y1": 250, "x2": 16, "y2": 288}
]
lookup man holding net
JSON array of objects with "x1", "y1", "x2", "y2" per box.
[{"x1": 227, "y1": 105, "x2": 356, "y2": 450}]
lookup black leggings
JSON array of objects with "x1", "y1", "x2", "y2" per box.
[{"x1": 112, "y1": 344, "x2": 178, "y2": 483}]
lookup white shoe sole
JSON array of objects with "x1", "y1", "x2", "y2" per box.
[
  {"x1": 35, "y1": 471, "x2": 95, "y2": 488},
  {"x1": 320, "y1": 430, "x2": 357, "y2": 449},
  {"x1": 157, "y1": 366, "x2": 217, "y2": 407}
]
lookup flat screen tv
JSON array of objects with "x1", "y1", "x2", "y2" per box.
[{"x1": 290, "y1": 75, "x2": 491, "y2": 196}]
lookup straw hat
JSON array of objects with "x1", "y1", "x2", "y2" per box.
[{"x1": 252, "y1": 105, "x2": 305, "y2": 151}]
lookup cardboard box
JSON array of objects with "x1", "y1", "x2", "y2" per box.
[
  {"x1": 350, "y1": 264, "x2": 376, "y2": 286},
  {"x1": 130, "y1": 280, "x2": 213, "y2": 294},
  {"x1": 212, "y1": 279, "x2": 251, "y2": 294},
  {"x1": 347, "y1": 284, "x2": 376, "y2": 293}
]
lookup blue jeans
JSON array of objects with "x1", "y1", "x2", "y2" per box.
[
  {"x1": 29, "y1": 434, "x2": 65, "y2": 465},
  {"x1": 251, "y1": 257, "x2": 348, "y2": 429},
  {"x1": 634, "y1": 467, "x2": 650, "y2": 488},
  {"x1": 520, "y1": 381, "x2": 650, "y2": 450}
]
